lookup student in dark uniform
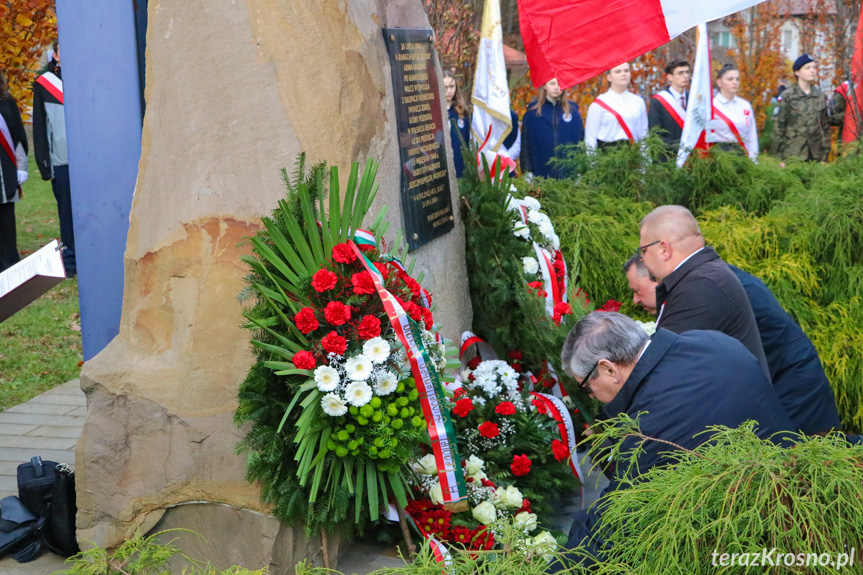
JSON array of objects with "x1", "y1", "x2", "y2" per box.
[
  {"x1": 521, "y1": 77, "x2": 583, "y2": 179},
  {"x1": 443, "y1": 71, "x2": 471, "y2": 177},
  {"x1": 0, "y1": 69, "x2": 29, "y2": 271},
  {"x1": 648, "y1": 59, "x2": 690, "y2": 159}
]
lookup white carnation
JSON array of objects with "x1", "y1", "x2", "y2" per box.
[
  {"x1": 320, "y1": 392, "x2": 348, "y2": 417},
  {"x1": 521, "y1": 196, "x2": 541, "y2": 211},
  {"x1": 513, "y1": 222, "x2": 530, "y2": 239},
  {"x1": 363, "y1": 337, "x2": 391, "y2": 364},
  {"x1": 539, "y1": 220, "x2": 555, "y2": 241},
  {"x1": 505, "y1": 194, "x2": 522, "y2": 212},
  {"x1": 314, "y1": 365, "x2": 340, "y2": 392},
  {"x1": 522, "y1": 256, "x2": 539, "y2": 275},
  {"x1": 527, "y1": 209, "x2": 549, "y2": 226},
  {"x1": 344, "y1": 381, "x2": 373, "y2": 406},
  {"x1": 344, "y1": 355, "x2": 373, "y2": 381},
  {"x1": 550, "y1": 232, "x2": 561, "y2": 250}
]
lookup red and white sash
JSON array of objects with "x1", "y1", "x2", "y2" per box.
[
  {"x1": 712, "y1": 106, "x2": 747, "y2": 152},
  {"x1": 653, "y1": 91, "x2": 685, "y2": 129},
  {"x1": 36, "y1": 72, "x2": 64, "y2": 104},
  {"x1": 0, "y1": 113, "x2": 17, "y2": 168},
  {"x1": 594, "y1": 98, "x2": 634, "y2": 141}
]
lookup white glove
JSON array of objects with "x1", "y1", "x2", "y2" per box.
[{"x1": 17, "y1": 170, "x2": 28, "y2": 185}]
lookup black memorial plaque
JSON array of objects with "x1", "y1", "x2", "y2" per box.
[{"x1": 383, "y1": 28, "x2": 455, "y2": 251}]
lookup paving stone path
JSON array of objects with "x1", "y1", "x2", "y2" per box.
[
  {"x1": 0, "y1": 379, "x2": 85, "y2": 574},
  {"x1": 0, "y1": 380, "x2": 605, "y2": 574}
]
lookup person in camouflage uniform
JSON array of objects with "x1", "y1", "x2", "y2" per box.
[{"x1": 772, "y1": 54, "x2": 831, "y2": 162}]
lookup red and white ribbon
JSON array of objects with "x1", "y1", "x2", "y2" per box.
[{"x1": 530, "y1": 392, "x2": 583, "y2": 482}]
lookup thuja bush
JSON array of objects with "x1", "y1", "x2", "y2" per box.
[
  {"x1": 529, "y1": 147, "x2": 863, "y2": 431},
  {"x1": 564, "y1": 417, "x2": 863, "y2": 575}
]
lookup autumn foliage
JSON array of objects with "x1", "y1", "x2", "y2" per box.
[{"x1": 0, "y1": 0, "x2": 57, "y2": 119}]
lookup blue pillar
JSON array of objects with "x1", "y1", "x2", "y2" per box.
[{"x1": 55, "y1": 1, "x2": 143, "y2": 359}]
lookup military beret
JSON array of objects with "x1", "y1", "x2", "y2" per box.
[{"x1": 793, "y1": 54, "x2": 815, "y2": 72}]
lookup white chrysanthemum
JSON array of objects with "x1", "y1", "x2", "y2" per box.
[
  {"x1": 521, "y1": 196, "x2": 541, "y2": 211},
  {"x1": 344, "y1": 381, "x2": 373, "y2": 406},
  {"x1": 513, "y1": 222, "x2": 530, "y2": 239},
  {"x1": 314, "y1": 365, "x2": 340, "y2": 392},
  {"x1": 375, "y1": 372, "x2": 398, "y2": 396},
  {"x1": 522, "y1": 256, "x2": 539, "y2": 275},
  {"x1": 345, "y1": 355, "x2": 373, "y2": 381},
  {"x1": 321, "y1": 393, "x2": 348, "y2": 417},
  {"x1": 363, "y1": 337, "x2": 391, "y2": 364}
]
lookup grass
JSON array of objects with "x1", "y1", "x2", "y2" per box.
[{"x1": 0, "y1": 149, "x2": 82, "y2": 410}]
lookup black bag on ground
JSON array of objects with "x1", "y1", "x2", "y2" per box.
[
  {"x1": 0, "y1": 496, "x2": 45, "y2": 563},
  {"x1": 16, "y1": 456, "x2": 79, "y2": 557}
]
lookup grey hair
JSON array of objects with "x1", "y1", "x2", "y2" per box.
[
  {"x1": 561, "y1": 312, "x2": 648, "y2": 380},
  {"x1": 622, "y1": 254, "x2": 649, "y2": 277}
]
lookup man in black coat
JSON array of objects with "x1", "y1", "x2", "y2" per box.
[
  {"x1": 557, "y1": 312, "x2": 794, "y2": 566},
  {"x1": 648, "y1": 59, "x2": 690, "y2": 159},
  {"x1": 624, "y1": 255, "x2": 841, "y2": 435},
  {"x1": 639, "y1": 205, "x2": 769, "y2": 377}
]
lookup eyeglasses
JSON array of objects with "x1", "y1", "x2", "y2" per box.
[
  {"x1": 578, "y1": 361, "x2": 600, "y2": 394},
  {"x1": 635, "y1": 240, "x2": 661, "y2": 260}
]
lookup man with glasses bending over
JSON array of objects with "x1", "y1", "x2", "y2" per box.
[
  {"x1": 555, "y1": 312, "x2": 793, "y2": 567},
  {"x1": 637, "y1": 205, "x2": 769, "y2": 377}
]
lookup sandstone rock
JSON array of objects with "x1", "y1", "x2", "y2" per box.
[{"x1": 77, "y1": 0, "x2": 472, "y2": 569}]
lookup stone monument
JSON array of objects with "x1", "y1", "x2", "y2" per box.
[{"x1": 75, "y1": 0, "x2": 472, "y2": 570}]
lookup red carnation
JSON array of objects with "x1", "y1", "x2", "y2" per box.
[
  {"x1": 516, "y1": 498, "x2": 532, "y2": 514},
  {"x1": 495, "y1": 401, "x2": 516, "y2": 416},
  {"x1": 478, "y1": 421, "x2": 499, "y2": 438},
  {"x1": 532, "y1": 398, "x2": 548, "y2": 415},
  {"x1": 511, "y1": 454, "x2": 532, "y2": 477},
  {"x1": 552, "y1": 254, "x2": 566, "y2": 278},
  {"x1": 321, "y1": 331, "x2": 347, "y2": 355},
  {"x1": 403, "y1": 301, "x2": 423, "y2": 322},
  {"x1": 598, "y1": 299, "x2": 622, "y2": 313},
  {"x1": 507, "y1": 350, "x2": 523, "y2": 361},
  {"x1": 373, "y1": 262, "x2": 390, "y2": 279},
  {"x1": 324, "y1": 301, "x2": 352, "y2": 326},
  {"x1": 331, "y1": 242, "x2": 357, "y2": 264},
  {"x1": 552, "y1": 439, "x2": 570, "y2": 462},
  {"x1": 358, "y1": 243, "x2": 376, "y2": 253},
  {"x1": 553, "y1": 302, "x2": 573, "y2": 325},
  {"x1": 357, "y1": 315, "x2": 381, "y2": 339},
  {"x1": 453, "y1": 398, "x2": 475, "y2": 418},
  {"x1": 511, "y1": 363, "x2": 523, "y2": 373},
  {"x1": 292, "y1": 350, "x2": 317, "y2": 370},
  {"x1": 295, "y1": 307, "x2": 319, "y2": 334},
  {"x1": 452, "y1": 387, "x2": 467, "y2": 399},
  {"x1": 421, "y1": 307, "x2": 434, "y2": 328},
  {"x1": 480, "y1": 477, "x2": 496, "y2": 489},
  {"x1": 527, "y1": 281, "x2": 547, "y2": 298},
  {"x1": 311, "y1": 269, "x2": 338, "y2": 292},
  {"x1": 466, "y1": 475, "x2": 474, "y2": 483},
  {"x1": 404, "y1": 276, "x2": 422, "y2": 298},
  {"x1": 466, "y1": 356, "x2": 482, "y2": 370},
  {"x1": 351, "y1": 271, "x2": 376, "y2": 295}
]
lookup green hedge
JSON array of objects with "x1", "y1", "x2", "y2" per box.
[{"x1": 528, "y1": 139, "x2": 863, "y2": 432}]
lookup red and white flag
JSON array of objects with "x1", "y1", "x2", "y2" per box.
[
  {"x1": 471, "y1": 0, "x2": 513, "y2": 150},
  {"x1": 842, "y1": 3, "x2": 863, "y2": 143},
  {"x1": 677, "y1": 23, "x2": 712, "y2": 167},
  {"x1": 519, "y1": 0, "x2": 767, "y2": 89}
]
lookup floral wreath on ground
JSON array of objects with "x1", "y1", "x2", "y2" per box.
[
  {"x1": 237, "y1": 158, "x2": 459, "y2": 540},
  {"x1": 404, "y1": 357, "x2": 579, "y2": 553}
]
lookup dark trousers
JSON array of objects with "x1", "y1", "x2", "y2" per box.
[
  {"x1": 0, "y1": 201, "x2": 20, "y2": 272},
  {"x1": 51, "y1": 165, "x2": 76, "y2": 275}
]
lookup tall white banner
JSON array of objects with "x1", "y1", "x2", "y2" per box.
[{"x1": 471, "y1": 0, "x2": 512, "y2": 151}]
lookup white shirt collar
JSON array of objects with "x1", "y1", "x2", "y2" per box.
[
  {"x1": 672, "y1": 247, "x2": 706, "y2": 273},
  {"x1": 716, "y1": 93, "x2": 735, "y2": 105},
  {"x1": 668, "y1": 86, "x2": 684, "y2": 99}
]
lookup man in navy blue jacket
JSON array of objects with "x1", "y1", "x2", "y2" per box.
[{"x1": 557, "y1": 312, "x2": 793, "y2": 566}]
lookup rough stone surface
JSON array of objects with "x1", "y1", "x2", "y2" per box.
[{"x1": 77, "y1": 0, "x2": 472, "y2": 569}]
